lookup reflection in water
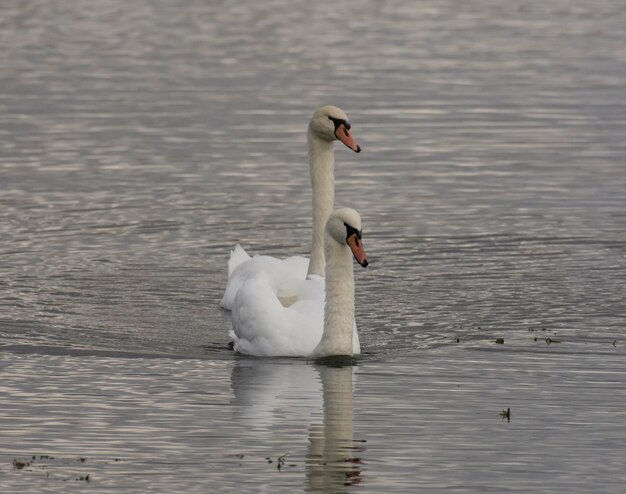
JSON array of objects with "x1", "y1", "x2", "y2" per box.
[
  {"x1": 230, "y1": 359, "x2": 364, "y2": 491},
  {"x1": 230, "y1": 359, "x2": 322, "y2": 429},
  {"x1": 307, "y1": 363, "x2": 363, "y2": 492}
]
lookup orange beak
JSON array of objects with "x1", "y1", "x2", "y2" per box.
[
  {"x1": 335, "y1": 124, "x2": 361, "y2": 153},
  {"x1": 347, "y1": 234, "x2": 368, "y2": 267}
]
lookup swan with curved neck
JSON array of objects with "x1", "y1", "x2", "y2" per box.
[
  {"x1": 220, "y1": 106, "x2": 361, "y2": 309},
  {"x1": 230, "y1": 208, "x2": 368, "y2": 357}
]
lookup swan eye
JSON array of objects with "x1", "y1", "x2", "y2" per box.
[
  {"x1": 328, "y1": 116, "x2": 350, "y2": 131},
  {"x1": 344, "y1": 222, "x2": 362, "y2": 240}
]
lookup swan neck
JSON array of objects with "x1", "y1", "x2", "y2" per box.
[
  {"x1": 307, "y1": 128, "x2": 335, "y2": 277},
  {"x1": 316, "y1": 238, "x2": 355, "y2": 356}
]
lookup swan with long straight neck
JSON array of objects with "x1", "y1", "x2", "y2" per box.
[
  {"x1": 229, "y1": 208, "x2": 368, "y2": 357},
  {"x1": 220, "y1": 106, "x2": 360, "y2": 310},
  {"x1": 307, "y1": 107, "x2": 361, "y2": 276},
  {"x1": 313, "y1": 208, "x2": 367, "y2": 357}
]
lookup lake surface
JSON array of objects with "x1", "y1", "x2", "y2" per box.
[{"x1": 1, "y1": 0, "x2": 625, "y2": 492}]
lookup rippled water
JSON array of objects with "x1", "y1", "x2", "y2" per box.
[{"x1": 1, "y1": 0, "x2": 625, "y2": 492}]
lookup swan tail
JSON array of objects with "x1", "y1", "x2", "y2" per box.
[
  {"x1": 220, "y1": 244, "x2": 251, "y2": 309},
  {"x1": 228, "y1": 244, "x2": 251, "y2": 277}
]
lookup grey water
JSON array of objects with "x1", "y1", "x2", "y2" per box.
[{"x1": 1, "y1": 0, "x2": 625, "y2": 492}]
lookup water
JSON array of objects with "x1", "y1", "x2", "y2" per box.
[{"x1": 1, "y1": 0, "x2": 625, "y2": 492}]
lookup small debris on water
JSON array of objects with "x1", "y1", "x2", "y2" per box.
[
  {"x1": 545, "y1": 337, "x2": 561, "y2": 345},
  {"x1": 277, "y1": 453, "x2": 289, "y2": 471},
  {"x1": 11, "y1": 455, "x2": 113, "y2": 481},
  {"x1": 226, "y1": 453, "x2": 245, "y2": 459},
  {"x1": 499, "y1": 408, "x2": 511, "y2": 422},
  {"x1": 495, "y1": 338, "x2": 504, "y2": 344},
  {"x1": 13, "y1": 459, "x2": 28, "y2": 470},
  {"x1": 267, "y1": 453, "x2": 290, "y2": 471}
]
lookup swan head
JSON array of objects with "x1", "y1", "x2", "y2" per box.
[
  {"x1": 309, "y1": 106, "x2": 361, "y2": 153},
  {"x1": 326, "y1": 208, "x2": 368, "y2": 267}
]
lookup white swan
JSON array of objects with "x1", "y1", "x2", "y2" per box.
[
  {"x1": 230, "y1": 208, "x2": 368, "y2": 357},
  {"x1": 220, "y1": 106, "x2": 361, "y2": 310}
]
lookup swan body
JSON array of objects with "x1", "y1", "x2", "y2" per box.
[
  {"x1": 220, "y1": 106, "x2": 360, "y2": 310},
  {"x1": 230, "y1": 208, "x2": 368, "y2": 357}
]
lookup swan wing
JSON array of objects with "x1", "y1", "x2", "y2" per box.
[
  {"x1": 230, "y1": 274, "x2": 360, "y2": 356},
  {"x1": 220, "y1": 251, "x2": 309, "y2": 310},
  {"x1": 230, "y1": 274, "x2": 324, "y2": 356}
]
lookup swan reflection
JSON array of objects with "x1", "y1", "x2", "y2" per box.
[
  {"x1": 306, "y1": 362, "x2": 364, "y2": 492},
  {"x1": 230, "y1": 359, "x2": 364, "y2": 491},
  {"x1": 230, "y1": 359, "x2": 323, "y2": 429}
]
